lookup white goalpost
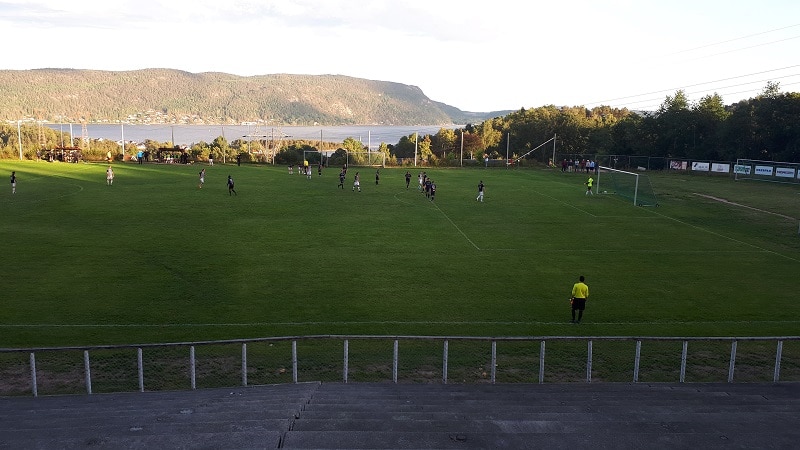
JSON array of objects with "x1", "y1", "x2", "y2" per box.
[{"x1": 596, "y1": 166, "x2": 658, "y2": 206}]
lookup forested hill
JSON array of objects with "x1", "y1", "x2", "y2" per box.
[{"x1": 0, "y1": 69, "x2": 506, "y2": 126}]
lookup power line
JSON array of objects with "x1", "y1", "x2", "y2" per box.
[
  {"x1": 585, "y1": 64, "x2": 800, "y2": 106},
  {"x1": 665, "y1": 23, "x2": 800, "y2": 56},
  {"x1": 618, "y1": 80, "x2": 800, "y2": 112},
  {"x1": 687, "y1": 35, "x2": 800, "y2": 61}
]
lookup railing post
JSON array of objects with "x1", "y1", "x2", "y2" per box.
[
  {"x1": 490, "y1": 341, "x2": 497, "y2": 384},
  {"x1": 633, "y1": 340, "x2": 641, "y2": 383},
  {"x1": 137, "y1": 348, "x2": 144, "y2": 392},
  {"x1": 539, "y1": 340, "x2": 546, "y2": 384},
  {"x1": 292, "y1": 341, "x2": 298, "y2": 383},
  {"x1": 190, "y1": 346, "x2": 196, "y2": 390},
  {"x1": 84, "y1": 350, "x2": 92, "y2": 395},
  {"x1": 242, "y1": 343, "x2": 248, "y2": 386},
  {"x1": 680, "y1": 341, "x2": 688, "y2": 383},
  {"x1": 774, "y1": 340, "x2": 783, "y2": 383},
  {"x1": 343, "y1": 339, "x2": 349, "y2": 383},
  {"x1": 586, "y1": 340, "x2": 593, "y2": 383},
  {"x1": 29, "y1": 352, "x2": 38, "y2": 398},
  {"x1": 392, "y1": 340, "x2": 399, "y2": 383},
  {"x1": 442, "y1": 340, "x2": 448, "y2": 384},
  {"x1": 727, "y1": 340, "x2": 737, "y2": 383}
]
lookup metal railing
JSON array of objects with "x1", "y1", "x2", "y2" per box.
[{"x1": 1, "y1": 335, "x2": 798, "y2": 397}]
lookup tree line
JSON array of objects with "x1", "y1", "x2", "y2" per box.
[{"x1": 2, "y1": 83, "x2": 798, "y2": 165}]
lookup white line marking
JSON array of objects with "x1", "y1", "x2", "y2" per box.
[
  {"x1": 430, "y1": 200, "x2": 480, "y2": 250},
  {"x1": 694, "y1": 193, "x2": 798, "y2": 220},
  {"x1": 1, "y1": 320, "x2": 797, "y2": 328}
]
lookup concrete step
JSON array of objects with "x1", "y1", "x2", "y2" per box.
[
  {"x1": 0, "y1": 382, "x2": 796, "y2": 449},
  {"x1": 280, "y1": 430, "x2": 795, "y2": 449},
  {"x1": 0, "y1": 430, "x2": 281, "y2": 450}
]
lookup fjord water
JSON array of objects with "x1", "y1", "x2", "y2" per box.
[{"x1": 47, "y1": 124, "x2": 456, "y2": 147}]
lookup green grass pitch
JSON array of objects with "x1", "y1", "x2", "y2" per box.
[{"x1": 1, "y1": 161, "x2": 798, "y2": 347}]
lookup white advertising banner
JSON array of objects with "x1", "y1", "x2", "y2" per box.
[
  {"x1": 734, "y1": 165, "x2": 751, "y2": 175},
  {"x1": 691, "y1": 161, "x2": 710, "y2": 172},
  {"x1": 755, "y1": 166, "x2": 774, "y2": 176},
  {"x1": 670, "y1": 160, "x2": 687, "y2": 170},
  {"x1": 776, "y1": 167, "x2": 795, "y2": 178},
  {"x1": 711, "y1": 163, "x2": 730, "y2": 173}
]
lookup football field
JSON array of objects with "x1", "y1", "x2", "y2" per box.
[{"x1": 1, "y1": 160, "x2": 799, "y2": 347}]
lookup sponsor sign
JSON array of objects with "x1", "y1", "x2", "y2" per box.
[
  {"x1": 755, "y1": 166, "x2": 774, "y2": 176},
  {"x1": 691, "y1": 161, "x2": 710, "y2": 172},
  {"x1": 776, "y1": 167, "x2": 795, "y2": 178},
  {"x1": 670, "y1": 160, "x2": 687, "y2": 170},
  {"x1": 734, "y1": 165, "x2": 751, "y2": 175},
  {"x1": 711, "y1": 163, "x2": 730, "y2": 173}
]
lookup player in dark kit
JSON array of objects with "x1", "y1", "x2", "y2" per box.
[
  {"x1": 405, "y1": 171, "x2": 411, "y2": 189},
  {"x1": 227, "y1": 175, "x2": 237, "y2": 195},
  {"x1": 337, "y1": 170, "x2": 345, "y2": 189}
]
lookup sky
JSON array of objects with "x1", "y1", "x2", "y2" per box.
[{"x1": 1, "y1": 0, "x2": 798, "y2": 112}]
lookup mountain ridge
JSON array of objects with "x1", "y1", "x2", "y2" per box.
[{"x1": 0, "y1": 68, "x2": 510, "y2": 126}]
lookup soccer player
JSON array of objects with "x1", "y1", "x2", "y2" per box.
[
  {"x1": 570, "y1": 275, "x2": 590, "y2": 323},
  {"x1": 198, "y1": 168, "x2": 205, "y2": 189},
  {"x1": 227, "y1": 175, "x2": 237, "y2": 195},
  {"x1": 337, "y1": 170, "x2": 345, "y2": 189},
  {"x1": 10, "y1": 171, "x2": 17, "y2": 194},
  {"x1": 352, "y1": 172, "x2": 361, "y2": 192},
  {"x1": 476, "y1": 180, "x2": 485, "y2": 202},
  {"x1": 429, "y1": 180, "x2": 436, "y2": 201},
  {"x1": 405, "y1": 171, "x2": 411, "y2": 189},
  {"x1": 375, "y1": 169, "x2": 380, "y2": 185},
  {"x1": 106, "y1": 166, "x2": 114, "y2": 186},
  {"x1": 585, "y1": 176, "x2": 594, "y2": 195}
]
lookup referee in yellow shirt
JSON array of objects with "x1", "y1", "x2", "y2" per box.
[{"x1": 570, "y1": 275, "x2": 589, "y2": 323}]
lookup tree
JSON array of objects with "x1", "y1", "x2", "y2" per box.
[
  {"x1": 418, "y1": 135, "x2": 433, "y2": 164},
  {"x1": 430, "y1": 128, "x2": 457, "y2": 159},
  {"x1": 391, "y1": 134, "x2": 418, "y2": 159},
  {"x1": 761, "y1": 81, "x2": 781, "y2": 99},
  {"x1": 691, "y1": 93, "x2": 729, "y2": 159}
]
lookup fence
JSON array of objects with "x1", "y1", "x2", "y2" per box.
[{"x1": 1, "y1": 335, "x2": 798, "y2": 397}]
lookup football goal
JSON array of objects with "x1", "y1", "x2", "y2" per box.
[
  {"x1": 596, "y1": 166, "x2": 658, "y2": 206},
  {"x1": 345, "y1": 151, "x2": 386, "y2": 168}
]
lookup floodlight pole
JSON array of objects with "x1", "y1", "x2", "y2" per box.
[
  {"x1": 460, "y1": 130, "x2": 464, "y2": 167},
  {"x1": 552, "y1": 133, "x2": 557, "y2": 165},
  {"x1": 414, "y1": 132, "x2": 418, "y2": 167},
  {"x1": 506, "y1": 133, "x2": 510, "y2": 169}
]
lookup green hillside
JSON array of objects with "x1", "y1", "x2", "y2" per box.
[{"x1": 0, "y1": 69, "x2": 504, "y2": 126}]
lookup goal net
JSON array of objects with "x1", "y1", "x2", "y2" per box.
[
  {"x1": 346, "y1": 151, "x2": 385, "y2": 168},
  {"x1": 596, "y1": 166, "x2": 658, "y2": 206}
]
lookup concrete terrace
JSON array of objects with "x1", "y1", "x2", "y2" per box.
[{"x1": 1, "y1": 382, "x2": 798, "y2": 449}]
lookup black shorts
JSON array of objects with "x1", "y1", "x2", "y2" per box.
[{"x1": 571, "y1": 298, "x2": 586, "y2": 310}]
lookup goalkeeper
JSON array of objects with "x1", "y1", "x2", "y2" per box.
[{"x1": 570, "y1": 275, "x2": 589, "y2": 323}]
